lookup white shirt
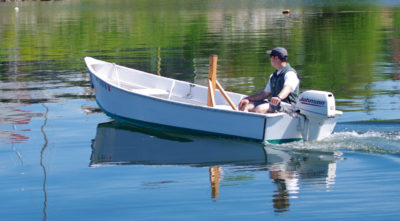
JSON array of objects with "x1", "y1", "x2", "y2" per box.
[{"x1": 264, "y1": 70, "x2": 299, "y2": 93}]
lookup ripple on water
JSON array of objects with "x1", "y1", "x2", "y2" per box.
[{"x1": 270, "y1": 125, "x2": 400, "y2": 156}]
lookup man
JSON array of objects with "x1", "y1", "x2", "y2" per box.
[{"x1": 238, "y1": 47, "x2": 299, "y2": 113}]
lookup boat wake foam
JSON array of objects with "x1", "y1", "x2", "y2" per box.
[{"x1": 270, "y1": 130, "x2": 400, "y2": 156}]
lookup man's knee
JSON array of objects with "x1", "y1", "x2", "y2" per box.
[{"x1": 254, "y1": 104, "x2": 269, "y2": 113}]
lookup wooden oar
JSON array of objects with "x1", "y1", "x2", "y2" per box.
[
  {"x1": 207, "y1": 55, "x2": 218, "y2": 107},
  {"x1": 216, "y1": 80, "x2": 238, "y2": 110},
  {"x1": 207, "y1": 54, "x2": 238, "y2": 110}
]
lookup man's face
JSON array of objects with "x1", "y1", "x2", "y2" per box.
[{"x1": 270, "y1": 55, "x2": 279, "y2": 68}]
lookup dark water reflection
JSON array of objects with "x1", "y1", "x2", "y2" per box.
[
  {"x1": 1, "y1": 0, "x2": 400, "y2": 220},
  {"x1": 91, "y1": 121, "x2": 339, "y2": 212}
]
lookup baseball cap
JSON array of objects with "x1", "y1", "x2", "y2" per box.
[{"x1": 266, "y1": 47, "x2": 288, "y2": 59}]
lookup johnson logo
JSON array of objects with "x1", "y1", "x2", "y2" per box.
[{"x1": 299, "y1": 97, "x2": 325, "y2": 107}]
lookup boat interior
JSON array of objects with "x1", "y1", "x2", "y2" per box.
[{"x1": 91, "y1": 61, "x2": 245, "y2": 110}]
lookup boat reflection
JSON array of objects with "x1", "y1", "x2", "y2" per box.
[
  {"x1": 90, "y1": 121, "x2": 339, "y2": 212},
  {"x1": 90, "y1": 121, "x2": 268, "y2": 166}
]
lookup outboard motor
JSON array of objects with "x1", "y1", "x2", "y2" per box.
[{"x1": 295, "y1": 90, "x2": 342, "y2": 141}]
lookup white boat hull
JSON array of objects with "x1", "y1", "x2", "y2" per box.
[{"x1": 85, "y1": 57, "x2": 340, "y2": 143}]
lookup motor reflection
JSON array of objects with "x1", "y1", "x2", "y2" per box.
[
  {"x1": 91, "y1": 121, "x2": 340, "y2": 213},
  {"x1": 266, "y1": 147, "x2": 338, "y2": 212}
]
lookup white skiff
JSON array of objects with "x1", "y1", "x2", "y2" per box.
[{"x1": 84, "y1": 56, "x2": 342, "y2": 143}]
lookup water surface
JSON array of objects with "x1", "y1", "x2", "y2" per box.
[{"x1": 0, "y1": 0, "x2": 399, "y2": 220}]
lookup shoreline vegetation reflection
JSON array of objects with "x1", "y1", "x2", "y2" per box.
[{"x1": 0, "y1": 0, "x2": 399, "y2": 120}]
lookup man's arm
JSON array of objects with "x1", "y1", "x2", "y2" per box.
[
  {"x1": 246, "y1": 90, "x2": 271, "y2": 101},
  {"x1": 270, "y1": 85, "x2": 293, "y2": 106}
]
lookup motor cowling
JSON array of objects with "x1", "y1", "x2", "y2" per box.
[
  {"x1": 296, "y1": 90, "x2": 337, "y2": 118},
  {"x1": 295, "y1": 90, "x2": 340, "y2": 141}
]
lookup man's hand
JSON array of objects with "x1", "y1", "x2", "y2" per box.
[
  {"x1": 238, "y1": 98, "x2": 250, "y2": 111},
  {"x1": 270, "y1": 96, "x2": 281, "y2": 106}
]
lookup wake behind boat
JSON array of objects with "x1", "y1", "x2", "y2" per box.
[{"x1": 84, "y1": 56, "x2": 342, "y2": 143}]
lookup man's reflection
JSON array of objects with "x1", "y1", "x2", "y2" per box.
[
  {"x1": 266, "y1": 149, "x2": 339, "y2": 213},
  {"x1": 269, "y1": 163, "x2": 299, "y2": 212}
]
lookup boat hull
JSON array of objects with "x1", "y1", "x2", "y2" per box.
[
  {"x1": 92, "y1": 73, "x2": 304, "y2": 142},
  {"x1": 85, "y1": 57, "x2": 339, "y2": 143}
]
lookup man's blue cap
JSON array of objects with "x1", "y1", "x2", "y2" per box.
[{"x1": 266, "y1": 47, "x2": 288, "y2": 59}]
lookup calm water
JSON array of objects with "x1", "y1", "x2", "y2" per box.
[{"x1": 1, "y1": 0, "x2": 400, "y2": 220}]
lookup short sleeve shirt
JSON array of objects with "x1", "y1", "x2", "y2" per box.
[{"x1": 264, "y1": 70, "x2": 299, "y2": 93}]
